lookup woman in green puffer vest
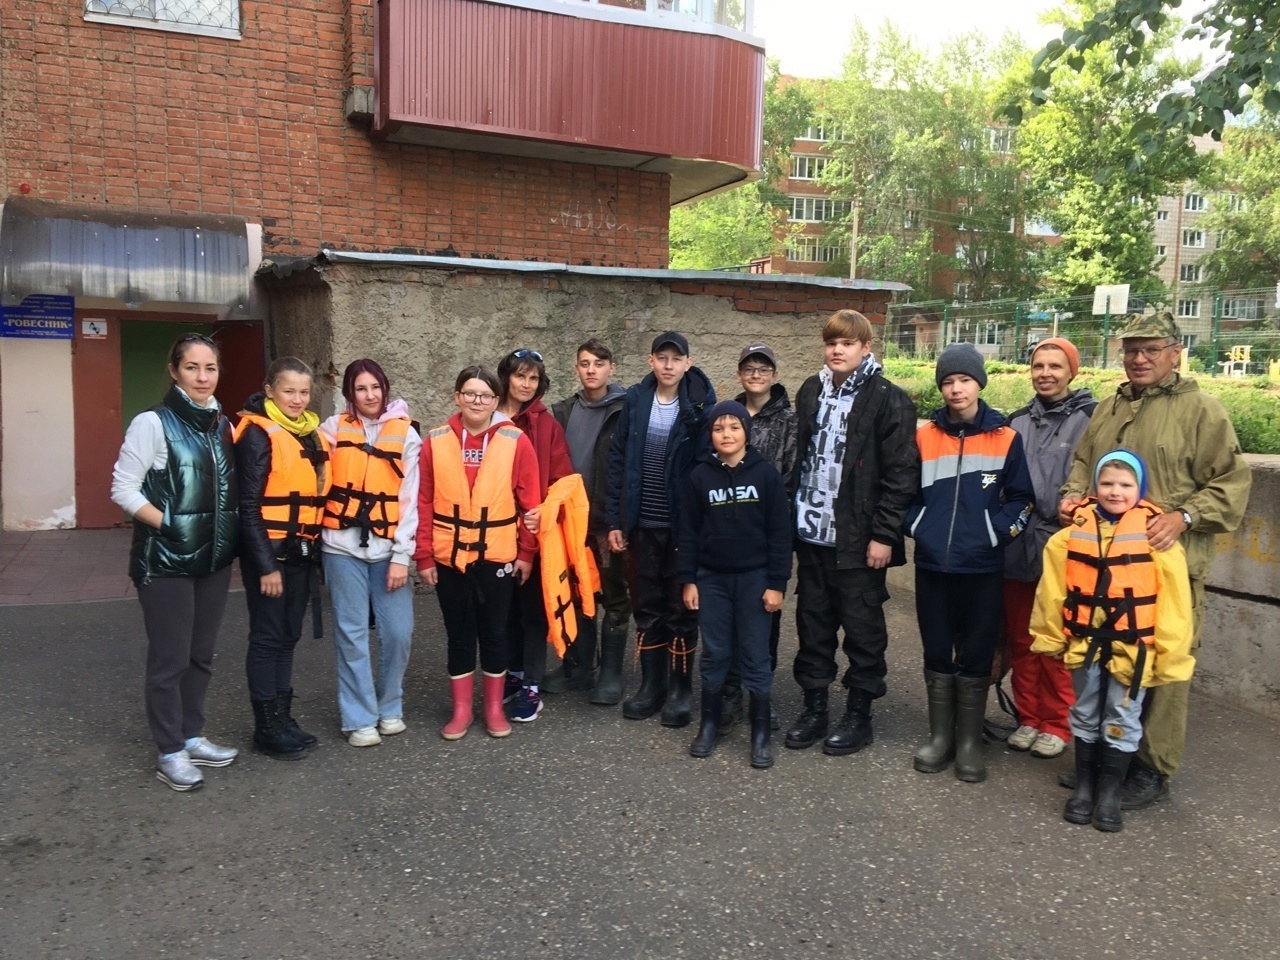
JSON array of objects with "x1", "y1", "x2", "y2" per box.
[{"x1": 111, "y1": 333, "x2": 240, "y2": 792}]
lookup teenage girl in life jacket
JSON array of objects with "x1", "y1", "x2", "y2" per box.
[
  {"x1": 319, "y1": 359, "x2": 421, "y2": 748},
  {"x1": 235, "y1": 357, "x2": 331, "y2": 761},
  {"x1": 495, "y1": 348, "x2": 573, "y2": 723},
  {"x1": 413, "y1": 365, "x2": 542, "y2": 740},
  {"x1": 111, "y1": 333, "x2": 240, "y2": 792}
]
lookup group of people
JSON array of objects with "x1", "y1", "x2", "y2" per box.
[{"x1": 113, "y1": 309, "x2": 1251, "y2": 833}]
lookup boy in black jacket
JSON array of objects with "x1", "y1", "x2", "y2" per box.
[
  {"x1": 679, "y1": 401, "x2": 791, "y2": 768},
  {"x1": 786, "y1": 310, "x2": 921, "y2": 757}
]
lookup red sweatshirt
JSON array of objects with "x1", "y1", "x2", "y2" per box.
[
  {"x1": 512, "y1": 398, "x2": 574, "y2": 500},
  {"x1": 413, "y1": 413, "x2": 541, "y2": 569}
]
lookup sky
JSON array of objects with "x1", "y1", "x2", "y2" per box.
[{"x1": 752, "y1": 0, "x2": 1065, "y2": 78}]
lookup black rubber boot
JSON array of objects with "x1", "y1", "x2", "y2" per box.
[
  {"x1": 749, "y1": 693, "x2": 774, "y2": 769},
  {"x1": 1093, "y1": 744, "x2": 1134, "y2": 832},
  {"x1": 590, "y1": 622, "x2": 628, "y2": 705},
  {"x1": 953, "y1": 676, "x2": 990, "y2": 783},
  {"x1": 277, "y1": 689, "x2": 317, "y2": 750},
  {"x1": 1063, "y1": 738, "x2": 1099, "y2": 824},
  {"x1": 252, "y1": 698, "x2": 306, "y2": 761},
  {"x1": 660, "y1": 637, "x2": 695, "y2": 728},
  {"x1": 823, "y1": 687, "x2": 874, "y2": 756},
  {"x1": 1120, "y1": 761, "x2": 1170, "y2": 810},
  {"x1": 784, "y1": 688, "x2": 829, "y2": 749},
  {"x1": 544, "y1": 617, "x2": 598, "y2": 694},
  {"x1": 720, "y1": 683, "x2": 744, "y2": 731},
  {"x1": 689, "y1": 686, "x2": 723, "y2": 758},
  {"x1": 622, "y1": 637, "x2": 668, "y2": 720},
  {"x1": 913, "y1": 670, "x2": 956, "y2": 773}
]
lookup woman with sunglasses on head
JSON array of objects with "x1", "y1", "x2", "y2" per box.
[
  {"x1": 495, "y1": 348, "x2": 574, "y2": 722},
  {"x1": 319, "y1": 359, "x2": 421, "y2": 748},
  {"x1": 414, "y1": 366, "x2": 542, "y2": 740},
  {"x1": 235, "y1": 356, "x2": 330, "y2": 761},
  {"x1": 111, "y1": 333, "x2": 240, "y2": 791}
]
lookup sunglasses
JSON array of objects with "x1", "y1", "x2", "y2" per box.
[{"x1": 512, "y1": 349, "x2": 543, "y2": 361}]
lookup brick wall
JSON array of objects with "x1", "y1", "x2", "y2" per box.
[{"x1": 0, "y1": 2, "x2": 671, "y2": 268}]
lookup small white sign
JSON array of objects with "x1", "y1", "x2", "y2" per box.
[
  {"x1": 82, "y1": 318, "x2": 108, "y2": 339},
  {"x1": 1092, "y1": 284, "x2": 1130, "y2": 316}
]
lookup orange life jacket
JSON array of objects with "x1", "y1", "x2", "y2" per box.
[
  {"x1": 234, "y1": 413, "x2": 331, "y2": 541},
  {"x1": 323, "y1": 414, "x2": 411, "y2": 546},
  {"x1": 537, "y1": 474, "x2": 601, "y2": 657},
  {"x1": 429, "y1": 424, "x2": 521, "y2": 571},
  {"x1": 1062, "y1": 498, "x2": 1162, "y2": 698}
]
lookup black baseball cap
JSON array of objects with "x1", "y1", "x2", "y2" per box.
[
  {"x1": 738, "y1": 342, "x2": 777, "y2": 367},
  {"x1": 650, "y1": 331, "x2": 689, "y2": 356}
]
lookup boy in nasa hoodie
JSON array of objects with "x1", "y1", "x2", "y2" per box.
[{"x1": 678, "y1": 401, "x2": 791, "y2": 769}]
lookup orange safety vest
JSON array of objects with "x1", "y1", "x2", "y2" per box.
[
  {"x1": 1062, "y1": 498, "x2": 1161, "y2": 698},
  {"x1": 537, "y1": 474, "x2": 601, "y2": 657},
  {"x1": 234, "y1": 413, "x2": 331, "y2": 541},
  {"x1": 323, "y1": 414, "x2": 411, "y2": 546},
  {"x1": 429, "y1": 424, "x2": 522, "y2": 571}
]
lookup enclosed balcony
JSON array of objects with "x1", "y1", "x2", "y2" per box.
[{"x1": 373, "y1": 0, "x2": 765, "y2": 203}]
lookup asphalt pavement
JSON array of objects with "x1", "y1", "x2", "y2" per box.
[{"x1": 2, "y1": 573, "x2": 1277, "y2": 960}]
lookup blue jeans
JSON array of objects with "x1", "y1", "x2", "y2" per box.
[
  {"x1": 324, "y1": 553, "x2": 415, "y2": 731},
  {"x1": 1069, "y1": 661, "x2": 1147, "y2": 752},
  {"x1": 696, "y1": 566, "x2": 773, "y2": 696}
]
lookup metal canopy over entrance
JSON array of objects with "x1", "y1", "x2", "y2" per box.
[{"x1": 0, "y1": 197, "x2": 251, "y2": 313}]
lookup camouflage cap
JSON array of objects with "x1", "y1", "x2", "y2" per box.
[{"x1": 1117, "y1": 311, "x2": 1180, "y2": 340}]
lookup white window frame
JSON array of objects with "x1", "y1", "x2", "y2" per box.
[
  {"x1": 1182, "y1": 229, "x2": 1205, "y2": 248},
  {"x1": 1180, "y1": 334, "x2": 1197, "y2": 349},
  {"x1": 1176, "y1": 299, "x2": 1200, "y2": 318},
  {"x1": 1227, "y1": 194, "x2": 1248, "y2": 213},
  {"x1": 786, "y1": 237, "x2": 841, "y2": 263},
  {"x1": 1156, "y1": 210, "x2": 1169, "y2": 222},
  {"x1": 83, "y1": 0, "x2": 242, "y2": 40},
  {"x1": 976, "y1": 321, "x2": 999, "y2": 345},
  {"x1": 953, "y1": 281, "x2": 970, "y2": 302},
  {"x1": 1156, "y1": 244, "x2": 1167, "y2": 257},
  {"x1": 789, "y1": 196, "x2": 850, "y2": 223},
  {"x1": 903, "y1": 209, "x2": 921, "y2": 230},
  {"x1": 1223, "y1": 298, "x2": 1264, "y2": 320},
  {"x1": 1184, "y1": 193, "x2": 1207, "y2": 212},
  {"x1": 801, "y1": 120, "x2": 843, "y2": 142},
  {"x1": 986, "y1": 126, "x2": 1014, "y2": 154},
  {"x1": 1179, "y1": 263, "x2": 1202, "y2": 283},
  {"x1": 790, "y1": 155, "x2": 829, "y2": 181}
]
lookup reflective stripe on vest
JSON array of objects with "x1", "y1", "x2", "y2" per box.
[
  {"x1": 234, "y1": 413, "x2": 331, "y2": 541},
  {"x1": 1062, "y1": 498, "x2": 1161, "y2": 698},
  {"x1": 323, "y1": 414, "x2": 410, "y2": 546},
  {"x1": 430, "y1": 425, "x2": 521, "y2": 571}
]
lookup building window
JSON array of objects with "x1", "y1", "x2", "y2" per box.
[
  {"x1": 790, "y1": 155, "x2": 829, "y2": 181},
  {"x1": 1182, "y1": 229, "x2": 1205, "y2": 248},
  {"x1": 1179, "y1": 263, "x2": 1202, "y2": 283},
  {"x1": 1025, "y1": 217, "x2": 1058, "y2": 238},
  {"x1": 84, "y1": 0, "x2": 241, "y2": 38},
  {"x1": 1184, "y1": 193, "x2": 1207, "y2": 212},
  {"x1": 986, "y1": 127, "x2": 1014, "y2": 154},
  {"x1": 1156, "y1": 245, "x2": 1166, "y2": 257},
  {"x1": 1181, "y1": 334, "x2": 1198, "y2": 349},
  {"x1": 903, "y1": 209, "x2": 921, "y2": 230},
  {"x1": 801, "y1": 121, "x2": 844, "y2": 142},
  {"x1": 1227, "y1": 194, "x2": 1249, "y2": 213},
  {"x1": 789, "y1": 197, "x2": 851, "y2": 222},
  {"x1": 786, "y1": 237, "x2": 841, "y2": 262},
  {"x1": 976, "y1": 321, "x2": 999, "y2": 345},
  {"x1": 1156, "y1": 210, "x2": 1169, "y2": 222},
  {"x1": 1176, "y1": 299, "x2": 1200, "y2": 318},
  {"x1": 1223, "y1": 298, "x2": 1264, "y2": 320},
  {"x1": 953, "y1": 282, "x2": 970, "y2": 302}
]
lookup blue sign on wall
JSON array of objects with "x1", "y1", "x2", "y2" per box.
[{"x1": 0, "y1": 295, "x2": 75, "y2": 340}]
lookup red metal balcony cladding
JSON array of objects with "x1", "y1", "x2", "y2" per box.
[{"x1": 374, "y1": 0, "x2": 763, "y2": 171}]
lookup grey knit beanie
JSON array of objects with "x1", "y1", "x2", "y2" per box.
[{"x1": 935, "y1": 342, "x2": 988, "y2": 389}]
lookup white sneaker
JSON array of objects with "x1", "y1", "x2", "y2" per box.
[
  {"x1": 378, "y1": 717, "x2": 406, "y2": 736},
  {"x1": 1030, "y1": 732, "x2": 1067, "y2": 758},
  {"x1": 1007, "y1": 725, "x2": 1039, "y2": 751},
  {"x1": 155, "y1": 751, "x2": 204, "y2": 791},
  {"x1": 347, "y1": 726, "x2": 382, "y2": 747}
]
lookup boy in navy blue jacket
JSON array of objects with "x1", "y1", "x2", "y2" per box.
[{"x1": 678, "y1": 401, "x2": 791, "y2": 768}]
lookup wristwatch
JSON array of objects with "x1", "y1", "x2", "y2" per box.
[{"x1": 1179, "y1": 509, "x2": 1193, "y2": 528}]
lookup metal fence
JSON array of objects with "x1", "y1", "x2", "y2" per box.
[{"x1": 886, "y1": 287, "x2": 1280, "y2": 377}]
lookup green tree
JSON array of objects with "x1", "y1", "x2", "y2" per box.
[
  {"x1": 1195, "y1": 118, "x2": 1280, "y2": 289},
  {"x1": 1015, "y1": 1, "x2": 1280, "y2": 150},
  {"x1": 1013, "y1": 0, "x2": 1204, "y2": 300}
]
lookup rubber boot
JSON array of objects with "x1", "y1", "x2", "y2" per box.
[
  {"x1": 252, "y1": 698, "x2": 306, "y2": 761},
  {"x1": 1093, "y1": 744, "x2": 1133, "y2": 833},
  {"x1": 590, "y1": 622, "x2": 628, "y2": 705},
  {"x1": 823, "y1": 687, "x2": 874, "y2": 756},
  {"x1": 913, "y1": 671, "x2": 956, "y2": 774},
  {"x1": 544, "y1": 617, "x2": 597, "y2": 694},
  {"x1": 749, "y1": 693, "x2": 774, "y2": 769},
  {"x1": 784, "y1": 687, "x2": 829, "y2": 750},
  {"x1": 441, "y1": 672, "x2": 474, "y2": 741},
  {"x1": 953, "y1": 676, "x2": 990, "y2": 783},
  {"x1": 689, "y1": 685, "x2": 723, "y2": 758},
  {"x1": 660, "y1": 637, "x2": 695, "y2": 728},
  {"x1": 481, "y1": 671, "x2": 512, "y2": 738},
  {"x1": 622, "y1": 635, "x2": 668, "y2": 720},
  {"x1": 1063, "y1": 738, "x2": 1098, "y2": 824},
  {"x1": 277, "y1": 688, "x2": 318, "y2": 750}
]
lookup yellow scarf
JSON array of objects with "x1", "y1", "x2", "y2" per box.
[{"x1": 264, "y1": 398, "x2": 320, "y2": 437}]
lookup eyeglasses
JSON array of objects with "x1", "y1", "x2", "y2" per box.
[
  {"x1": 740, "y1": 365, "x2": 775, "y2": 377},
  {"x1": 513, "y1": 349, "x2": 543, "y2": 361},
  {"x1": 459, "y1": 391, "x2": 497, "y2": 404},
  {"x1": 1121, "y1": 341, "x2": 1177, "y2": 361}
]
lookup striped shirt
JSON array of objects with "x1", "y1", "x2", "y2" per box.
[{"x1": 638, "y1": 395, "x2": 680, "y2": 528}]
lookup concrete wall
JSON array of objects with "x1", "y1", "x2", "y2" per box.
[
  {"x1": 1199, "y1": 454, "x2": 1280, "y2": 721},
  {"x1": 0, "y1": 339, "x2": 76, "y2": 529},
  {"x1": 260, "y1": 263, "x2": 894, "y2": 424}
]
